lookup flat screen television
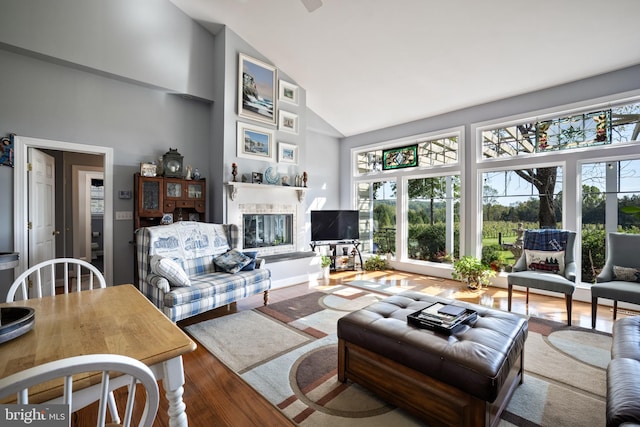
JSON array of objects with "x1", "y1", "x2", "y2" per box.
[{"x1": 311, "y1": 210, "x2": 359, "y2": 242}]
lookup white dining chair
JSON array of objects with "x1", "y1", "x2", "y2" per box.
[
  {"x1": 0, "y1": 354, "x2": 160, "y2": 427},
  {"x1": 5, "y1": 258, "x2": 121, "y2": 422},
  {"x1": 7, "y1": 258, "x2": 107, "y2": 302}
]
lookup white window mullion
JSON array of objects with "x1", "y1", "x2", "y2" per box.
[
  {"x1": 445, "y1": 175, "x2": 455, "y2": 256},
  {"x1": 605, "y1": 162, "x2": 619, "y2": 234}
]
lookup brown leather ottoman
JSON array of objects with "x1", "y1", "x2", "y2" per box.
[{"x1": 337, "y1": 291, "x2": 528, "y2": 427}]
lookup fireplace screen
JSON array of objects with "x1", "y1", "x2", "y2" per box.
[{"x1": 243, "y1": 214, "x2": 293, "y2": 249}]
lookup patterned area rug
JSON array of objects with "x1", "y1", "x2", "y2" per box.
[
  {"x1": 345, "y1": 279, "x2": 451, "y2": 296},
  {"x1": 185, "y1": 285, "x2": 611, "y2": 426}
]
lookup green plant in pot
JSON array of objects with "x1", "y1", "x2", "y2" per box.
[
  {"x1": 320, "y1": 255, "x2": 331, "y2": 268},
  {"x1": 320, "y1": 255, "x2": 332, "y2": 279},
  {"x1": 363, "y1": 255, "x2": 388, "y2": 271},
  {"x1": 451, "y1": 256, "x2": 495, "y2": 290}
]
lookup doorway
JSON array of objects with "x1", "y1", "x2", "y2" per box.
[
  {"x1": 13, "y1": 136, "x2": 114, "y2": 285},
  {"x1": 72, "y1": 166, "x2": 105, "y2": 269}
]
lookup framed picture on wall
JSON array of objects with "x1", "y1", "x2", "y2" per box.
[
  {"x1": 238, "y1": 53, "x2": 277, "y2": 125},
  {"x1": 237, "y1": 121, "x2": 274, "y2": 161},
  {"x1": 0, "y1": 135, "x2": 14, "y2": 167},
  {"x1": 252, "y1": 172, "x2": 263, "y2": 184},
  {"x1": 278, "y1": 142, "x2": 298, "y2": 164},
  {"x1": 278, "y1": 110, "x2": 298, "y2": 134},
  {"x1": 278, "y1": 80, "x2": 299, "y2": 105}
]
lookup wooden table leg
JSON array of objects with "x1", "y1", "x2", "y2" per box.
[{"x1": 155, "y1": 356, "x2": 189, "y2": 427}]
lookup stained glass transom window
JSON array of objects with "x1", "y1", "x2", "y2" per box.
[{"x1": 482, "y1": 102, "x2": 640, "y2": 159}]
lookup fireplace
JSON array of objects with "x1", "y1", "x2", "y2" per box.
[
  {"x1": 243, "y1": 213, "x2": 293, "y2": 249},
  {"x1": 226, "y1": 182, "x2": 307, "y2": 257},
  {"x1": 226, "y1": 183, "x2": 319, "y2": 290}
]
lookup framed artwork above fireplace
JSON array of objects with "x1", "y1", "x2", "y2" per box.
[
  {"x1": 278, "y1": 142, "x2": 298, "y2": 164},
  {"x1": 237, "y1": 121, "x2": 274, "y2": 161},
  {"x1": 238, "y1": 53, "x2": 277, "y2": 125}
]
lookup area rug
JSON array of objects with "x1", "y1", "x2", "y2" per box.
[
  {"x1": 185, "y1": 285, "x2": 611, "y2": 426},
  {"x1": 345, "y1": 278, "x2": 453, "y2": 297}
]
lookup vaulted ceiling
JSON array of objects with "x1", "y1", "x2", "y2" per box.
[{"x1": 170, "y1": 0, "x2": 640, "y2": 137}]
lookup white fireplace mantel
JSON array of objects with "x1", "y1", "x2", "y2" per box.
[
  {"x1": 226, "y1": 181, "x2": 306, "y2": 202},
  {"x1": 226, "y1": 180, "x2": 307, "y2": 258}
]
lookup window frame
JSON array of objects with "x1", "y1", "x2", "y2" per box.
[
  {"x1": 347, "y1": 91, "x2": 640, "y2": 284},
  {"x1": 351, "y1": 127, "x2": 464, "y2": 265},
  {"x1": 473, "y1": 94, "x2": 640, "y2": 283}
]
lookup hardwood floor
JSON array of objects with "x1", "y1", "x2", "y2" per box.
[{"x1": 75, "y1": 270, "x2": 625, "y2": 426}]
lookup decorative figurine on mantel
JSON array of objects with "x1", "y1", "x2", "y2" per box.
[
  {"x1": 303, "y1": 171, "x2": 308, "y2": 188},
  {"x1": 232, "y1": 163, "x2": 238, "y2": 182},
  {"x1": 185, "y1": 165, "x2": 193, "y2": 180}
]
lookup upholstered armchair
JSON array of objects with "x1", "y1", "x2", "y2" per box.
[
  {"x1": 591, "y1": 232, "x2": 640, "y2": 328},
  {"x1": 507, "y1": 230, "x2": 577, "y2": 325}
]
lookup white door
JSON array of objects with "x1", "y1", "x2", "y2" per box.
[{"x1": 28, "y1": 148, "x2": 57, "y2": 296}]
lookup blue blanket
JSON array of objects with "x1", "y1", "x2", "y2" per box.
[{"x1": 523, "y1": 229, "x2": 570, "y2": 251}]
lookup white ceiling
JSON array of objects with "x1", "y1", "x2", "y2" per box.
[{"x1": 170, "y1": 0, "x2": 640, "y2": 137}]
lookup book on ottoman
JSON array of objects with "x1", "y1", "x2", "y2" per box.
[
  {"x1": 407, "y1": 302, "x2": 477, "y2": 334},
  {"x1": 437, "y1": 304, "x2": 467, "y2": 317}
]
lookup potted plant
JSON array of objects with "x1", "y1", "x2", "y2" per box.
[
  {"x1": 321, "y1": 255, "x2": 332, "y2": 279},
  {"x1": 363, "y1": 255, "x2": 389, "y2": 271},
  {"x1": 489, "y1": 253, "x2": 507, "y2": 272},
  {"x1": 451, "y1": 256, "x2": 496, "y2": 290},
  {"x1": 481, "y1": 244, "x2": 506, "y2": 271}
]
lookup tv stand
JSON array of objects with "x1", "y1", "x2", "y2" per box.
[{"x1": 310, "y1": 240, "x2": 363, "y2": 271}]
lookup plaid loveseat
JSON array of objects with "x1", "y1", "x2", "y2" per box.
[{"x1": 136, "y1": 222, "x2": 271, "y2": 322}]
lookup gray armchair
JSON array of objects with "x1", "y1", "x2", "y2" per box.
[
  {"x1": 591, "y1": 232, "x2": 640, "y2": 328},
  {"x1": 507, "y1": 230, "x2": 577, "y2": 325}
]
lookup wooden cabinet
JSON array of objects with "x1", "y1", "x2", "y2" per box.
[
  {"x1": 134, "y1": 174, "x2": 206, "y2": 229},
  {"x1": 137, "y1": 176, "x2": 164, "y2": 219},
  {"x1": 163, "y1": 179, "x2": 206, "y2": 220}
]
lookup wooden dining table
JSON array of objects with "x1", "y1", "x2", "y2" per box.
[{"x1": 0, "y1": 284, "x2": 197, "y2": 427}]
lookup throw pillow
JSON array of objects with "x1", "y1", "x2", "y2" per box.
[
  {"x1": 241, "y1": 251, "x2": 258, "y2": 271},
  {"x1": 213, "y1": 249, "x2": 252, "y2": 274},
  {"x1": 150, "y1": 255, "x2": 191, "y2": 287},
  {"x1": 613, "y1": 265, "x2": 640, "y2": 282},
  {"x1": 525, "y1": 249, "x2": 565, "y2": 275}
]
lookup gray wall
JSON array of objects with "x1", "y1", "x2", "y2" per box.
[
  {"x1": 0, "y1": 0, "x2": 215, "y2": 99},
  {"x1": 0, "y1": 0, "x2": 340, "y2": 290},
  {"x1": 215, "y1": 28, "x2": 311, "y2": 223},
  {"x1": 212, "y1": 27, "x2": 342, "y2": 243},
  {"x1": 0, "y1": 47, "x2": 212, "y2": 288},
  {"x1": 0, "y1": 0, "x2": 217, "y2": 289},
  {"x1": 305, "y1": 109, "x2": 343, "y2": 212}
]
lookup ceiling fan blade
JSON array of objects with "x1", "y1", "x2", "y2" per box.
[{"x1": 301, "y1": 0, "x2": 322, "y2": 13}]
